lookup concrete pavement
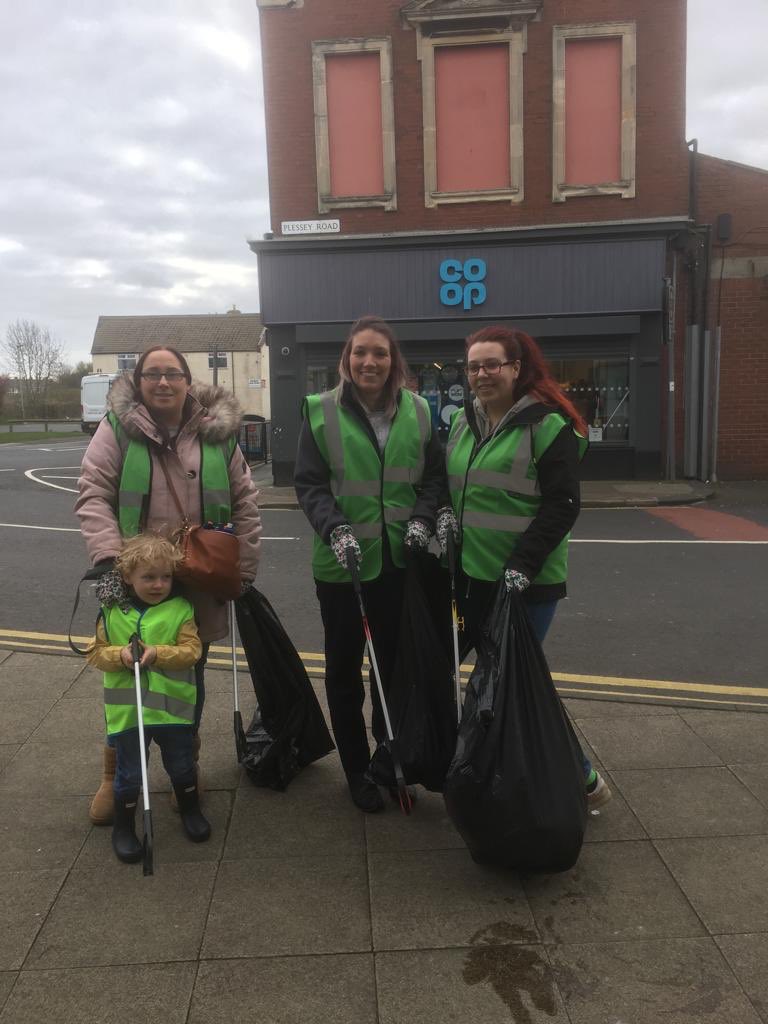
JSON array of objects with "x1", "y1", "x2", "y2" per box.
[{"x1": 1, "y1": 648, "x2": 768, "y2": 1022}]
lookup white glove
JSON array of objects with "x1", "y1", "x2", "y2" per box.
[
  {"x1": 330, "y1": 524, "x2": 362, "y2": 570},
  {"x1": 435, "y1": 506, "x2": 460, "y2": 555}
]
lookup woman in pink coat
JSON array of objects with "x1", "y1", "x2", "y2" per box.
[{"x1": 76, "y1": 345, "x2": 262, "y2": 824}]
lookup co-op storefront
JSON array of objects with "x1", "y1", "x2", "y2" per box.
[{"x1": 251, "y1": 223, "x2": 681, "y2": 487}]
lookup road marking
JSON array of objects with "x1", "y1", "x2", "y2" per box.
[
  {"x1": 571, "y1": 539, "x2": 768, "y2": 544},
  {"x1": 25, "y1": 468, "x2": 80, "y2": 493},
  {"x1": 647, "y1": 506, "x2": 768, "y2": 542},
  {"x1": 0, "y1": 469, "x2": 15, "y2": 472},
  {"x1": 35, "y1": 474, "x2": 80, "y2": 480},
  {"x1": 0, "y1": 522, "x2": 80, "y2": 532},
  {"x1": 2, "y1": 628, "x2": 766, "y2": 709}
]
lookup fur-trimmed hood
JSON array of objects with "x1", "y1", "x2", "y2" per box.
[{"x1": 108, "y1": 372, "x2": 243, "y2": 444}]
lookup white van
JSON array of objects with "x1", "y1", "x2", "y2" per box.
[{"x1": 80, "y1": 373, "x2": 119, "y2": 435}]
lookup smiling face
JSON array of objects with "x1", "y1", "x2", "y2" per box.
[
  {"x1": 124, "y1": 559, "x2": 174, "y2": 605},
  {"x1": 348, "y1": 328, "x2": 392, "y2": 405},
  {"x1": 138, "y1": 349, "x2": 190, "y2": 425},
  {"x1": 466, "y1": 340, "x2": 521, "y2": 411}
]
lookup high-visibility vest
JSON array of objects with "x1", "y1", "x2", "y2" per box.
[
  {"x1": 102, "y1": 598, "x2": 197, "y2": 736},
  {"x1": 304, "y1": 389, "x2": 432, "y2": 582},
  {"x1": 106, "y1": 412, "x2": 235, "y2": 537},
  {"x1": 447, "y1": 408, "x2": 587, "y2": 583}
]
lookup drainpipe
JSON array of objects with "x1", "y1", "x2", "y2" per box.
[{"x1": 665, "y1": 256, "x2": 677, "y2": 482}]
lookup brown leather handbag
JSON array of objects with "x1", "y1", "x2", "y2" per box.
[{"x1": 158, "y1": 456, "x2": 241, "y2": 601}]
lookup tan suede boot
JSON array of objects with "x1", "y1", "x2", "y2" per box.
[
  {"x1": 171, "y1": 733, "x2": 204, "y2": 811},
  {"x1": 89, "y1": 745, "x2": 116, "y2": 825}
]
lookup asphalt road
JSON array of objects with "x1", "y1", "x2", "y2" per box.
[{"x1": 1, "y1": 436, "x2": 767, "y2": 698}]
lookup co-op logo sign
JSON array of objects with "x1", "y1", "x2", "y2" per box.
[{"x1": 439, "y1": 258, "x2": 487, "y2": 311}]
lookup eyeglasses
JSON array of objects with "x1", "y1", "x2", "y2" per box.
[
  {"x1": 140, "y1": 371, "x2": 187, "y2": 383},
  {"x1": 465, "y1": 359, "x2": 516, "y2": 377}
]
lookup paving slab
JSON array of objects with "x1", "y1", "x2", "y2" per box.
[
  {"x1": 577, "y1": 715, "x2": 723, "y2": 770},
  {"x1": 26, "y1": 697, "x2": 105, "y2": 745},
  {"x1": 0, "y1": 653, "x2": 83, "y2": 701},
  {"x1": 0, "y1": 738, "x2": 105, "y2": 796},
  {"x1": 191, "y1": 688, "x2": 258, "y2": 735},
  {"x1": 548, "y1": 937, "x2": 763, "y2": 1024},
  {"x1": 655, "y1": 836, "x2": 768, "y2": 934},
  {"x1": 0, "y1": 746, "x2": 19, "y2": 774},
  {"x1": 76, "y1": 791, "x2": 231, "y2": 866},
  {"x1": 564, "y1": 697, "x2": 678, "y2": 718},
  {"x1": 189, "y1": 954, "x2": 377, "y2": 1024},
  {"x1": 0, "y1": 868, "x2": 67, "y2": 970},
  {"x1": 731, "y1": 763, "x2": 768, "y2": 809},
  {"x1": 59, "y1": 663, "x2": 101, "y2": 700},
  {"x1": 224, "y1": 758, "x2": 364, "y2": 861},
  {"x1": 582, "y1": 770, "x2": 648, "y2": 842},
  {"x1": 0, "y1": 962, "x2": 197, "y2": 1024},
  {"x1": 522, "y1": 840, "x2": 706, "y2": 945},
  {"x1": 680, "y1": 709, "x2": 768, "y2": 764},
  {"x1": 0, "y1": 699, "x2": 56, "y2": 745},
  {"x1": 0, "y1": 794, "x2": 91, "y2": 871},
  {"x1": 612, "y1": 766, "x2": 768, "y2": 838},
  {"x1": 196, "y1": 729, "x2": 243, "y2": 791},
  {"x1": 376, "y1": 946, "x2": 569, "y2": 1024},
  {"x1": 369, "y1": 848, "x2": 536, "y2": 951},
  {"x1": 0, "y1": 650, "x2": 11, "y2": 666},
  {"x1": 364, "y1": 788, "x2": 465, "y2": 854},
  {"x1": 201, "y1": 855, "x2": 371, "y2": 958},
  {"x1": 25, "y1": 862, "x2": 217, "y2": 969},
  {"x1": 0, "y1": 974, "x2": 16, "y2": 1015},
  {"x1": 715, "y1": 934, "x2": 768, "y2": 1023}
]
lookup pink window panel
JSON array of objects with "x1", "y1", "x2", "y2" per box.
[
  {"x1": 435, "y1": 44, "x2": 510, "y2": 193},
  {"x1": 564, "y1": 37, "x2": 622, "y2": 185},
  {"x1": 325, "y1": 53, "x2": 384, "y2": 197}
]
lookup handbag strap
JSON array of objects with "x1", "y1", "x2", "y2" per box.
[{"x1": 156, "y1": 454, "x2": 189, "y2": 525}]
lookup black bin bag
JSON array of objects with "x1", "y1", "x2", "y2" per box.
[
  {"x1": 235, "y1": 588, "x2": 335, "y2": 790},
  {"x1": 367, "y1": 550, "x2": 457, "y2": 792},
  {"x1": 443, "y1": 585, "x2": 587, "y2": 872}
]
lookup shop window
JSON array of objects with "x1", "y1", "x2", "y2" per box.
[
  {"x1": 311, "y1": 39, "x2": 396, "y2": 213},
  {"x1": 117, "y1": 353, "x2": 137, "y2": 370},
  {"x1": 551, "y1": 356, "x2": 631, "y2": 443},
  {"x1": 306, "y1": 364, "x2": 338, "y2": 395},
  {"x1": 208, "y1": 352, "x2": 228, "y2": 369},
  {"x1": 410, "y1": 361, "x2": 467, "y2": 441},
  {"x1": 552, "y1": 22, "x2": 636, "y2": 202}
]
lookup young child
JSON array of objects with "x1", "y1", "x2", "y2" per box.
[{"x1": 86, "y1": 534, "x2": 210, "y2": 863}]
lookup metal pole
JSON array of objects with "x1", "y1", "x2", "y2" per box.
[
  {"x1": 666, "y1": 260, "x2": 677, "y2": 481},
  {"x1": 710, "y1": 326, "x2": 722, "y2": 483},
  {"x1": 210, "y1": 341, "x2": 218, "y2": 387}
]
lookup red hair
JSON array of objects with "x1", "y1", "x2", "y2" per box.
[{"x1": 466, "y1": 325, "x2": 587, "y2": 435}]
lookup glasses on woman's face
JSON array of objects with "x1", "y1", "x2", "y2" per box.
[
  {"x1": 140, "y1": 370, "x2": 186, "y2": 383},
  {"x1": 465, "y1": 359, "x2": 516, "y2": 377}
]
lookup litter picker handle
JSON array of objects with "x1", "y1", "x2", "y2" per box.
[
  {"x1": 130, "y1": 634, "x2": 142, "y2": 667},
  {"x1": 446, "y1": 529, "x2": 457, "y2": 579},
  {"x1": 346, "y1": 547, "x2": 362, "y2": 594}
]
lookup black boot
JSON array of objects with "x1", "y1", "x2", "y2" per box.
[
  {"x1": 172, "y1": 779, "x2": 211, "y2": 842},
  {"x1": 346, "y1": 772, "x2": 385, "y2": 813},
  {"x1": 112, "y1": 792, "x2": 143, "y2": 863}
]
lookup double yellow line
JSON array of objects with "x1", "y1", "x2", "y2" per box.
[{"x1": 2, "y1": 627, "x2": 767, "y2": 711}]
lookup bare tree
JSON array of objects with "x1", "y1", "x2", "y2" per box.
[{"x1": 1, "y1": 320, "x2": 68, "y2": 417}]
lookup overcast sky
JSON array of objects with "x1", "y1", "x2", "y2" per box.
[{"x1": 1, "y1": 1, "x2": 766, "y2": 367}]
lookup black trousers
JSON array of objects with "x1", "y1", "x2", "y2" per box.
[{"x1": 315, "y1": 571, "x2": 405, "y2": 776}]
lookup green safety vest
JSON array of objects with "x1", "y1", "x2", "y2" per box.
[
  {"x1": 447, "y1": 408, "x2": 587, "y2": 584},
  {"x1": 304, "y1": 389, "x2": 432, "y2": 582},
  {"x1": 107, "y1": 412, "x2": 235, "y2": 537},
  {"x1": 102, "y1": 597, "x2": 197, "y2": 736}
]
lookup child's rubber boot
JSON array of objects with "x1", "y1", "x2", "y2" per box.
[
  {"x1": 112, "y1": 792, "x2": 143, "y2": 863},
  {"x1": 89, "y1": 744, "x2": 116, "y2": 825},
  {"x1": 173, "y1": 779, "x2": 211, "y2": 843},
  {"x1": 171, "y1": 733, "x2": 203, "y2": 811}
]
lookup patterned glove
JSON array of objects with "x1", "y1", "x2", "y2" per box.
[
  {"x1": 95, "y1": 568, "x2": 132, "y2": 612},
  {"x1": 435, "y1": 506, "x2": 460, "y2": 555},
  {"x1": 404, "y1": 518, "x2": 431, "y2": 550},
  {"x1": 504, "y1": 568, "x2": 531, "y2": 593},
  {"x1": 239, "y1": 578, "x2": 253, "y2": 596},
  {"x1": 330, "y1": 524, "x2": 362, "y2": 570}
]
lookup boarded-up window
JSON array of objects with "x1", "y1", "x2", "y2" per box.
[
  {"x1": 564, "y1": 37, "x2": 622, "y2": 185},
  {"x1": 435, "y1": 44, "x2": 510, "y2": 193},
  {"x1": 325, "y1": 52, "x2": 384, "y2": 197}
]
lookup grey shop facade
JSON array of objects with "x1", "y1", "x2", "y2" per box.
[{"x1": 250, "y1": 221, "x2": 683, "y2": 487}]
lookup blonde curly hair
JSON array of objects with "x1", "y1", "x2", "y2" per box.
[{"x1": 116, "y1": 533, "x2": 183, "y2": 579}]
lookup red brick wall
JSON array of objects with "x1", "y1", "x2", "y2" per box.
[
  {"x1": 258, "y1": 0, "x2": 689, "y2": 233},
  {"x1": 696, "y1": 155, "x2": 768, "y2": 479}
]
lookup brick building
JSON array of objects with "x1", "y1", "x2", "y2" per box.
[{"x1": 250, "y1": 0, "x2": 765, "y2": 484}]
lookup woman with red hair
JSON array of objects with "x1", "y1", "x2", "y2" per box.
[{"x1": 437, "y1": 325, "x2": 610, "y2": 809}]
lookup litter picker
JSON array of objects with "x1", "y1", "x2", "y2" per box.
[
  {"x1": 347, "y1": 550, "x2": 412, "y2": 815},
  {"x1": 446, "y1": 531, "x2": 464, "y2": 725},
  {"x1": 230, "y1": 602, "x2": 248, "y2": 763},
  {"x1": 129, "y1": 634, "x2": 154, "y2": 876}
]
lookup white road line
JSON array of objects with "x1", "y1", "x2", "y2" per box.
[
  {"x1": 24, "y1": 468, "x2": 79, "y2": 493},
  {"x1": 571, "y1": 538, "x2": 768, "y2": 544},
  {"x1": 36, "y1": 475, "x2": 80, "y2": 480},
  {"x1": 0, "y1": 521, "x2": 298, "y2": 539},
  {"x1": 0, "y1": 469, "x2": 15, "y2": 472}
]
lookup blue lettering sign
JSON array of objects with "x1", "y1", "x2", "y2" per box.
[{"x1": 439, "y1": 258, "x2": 487, "y2": 310}]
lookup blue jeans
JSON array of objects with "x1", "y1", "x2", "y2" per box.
[{"x1": 113, "y1": 726, "x2": 195, "y2": 798}]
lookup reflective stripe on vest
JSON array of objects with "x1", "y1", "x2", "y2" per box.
[
  {"x1": 447, "y1": 409, "x2": 586, "y2": 583},
  {"x1": 102, "y1": 598, "x2": 197, "y2": 735},
  {"x1": 304, "y1": 389, "x2": 431, "y2": 582},
  {"x1": 107, "y1": 412, "x2": 234, "y2": 536}
]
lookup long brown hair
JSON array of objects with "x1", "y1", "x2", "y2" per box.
[
  {"x1": 132, "y1": 346, "x2": 192, "y2": 392},
  {"x1": 466, "y1": 325, "x2": 587, "y2": 435},
  {"x1": 337, "y1": 316, "x2": 408, "y2": 414}
]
